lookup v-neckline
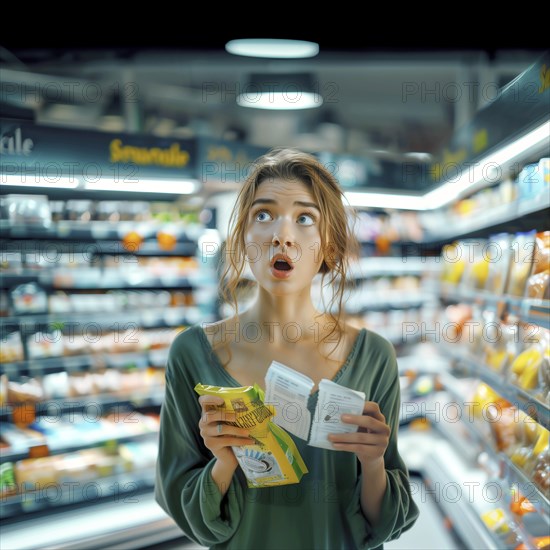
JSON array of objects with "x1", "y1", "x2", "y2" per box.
[{"x1": 195, "y1": 324, "x2": 366, "y2": 399}]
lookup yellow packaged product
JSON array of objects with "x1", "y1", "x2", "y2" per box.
[{"x1": 194, "y1": 383, "x2": 308, "y2": 488}]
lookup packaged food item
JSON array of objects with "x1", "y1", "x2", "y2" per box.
[
  {"x1": 485, "y1": 233, "x2": 513, "y2": 295},
  {"x1": 10, "y1": 283, "x2": 48, "y2": 314},
  {"x1": 531, "y1": 450, "x2": 550, "y2": 498},
  {"x1": 65, "y1": 200, "x2": 94, "y2": 222},
  {"x1": 0, "y1": 332, "x2": 24, "y2": 363},
  {"x1": 49, "y1": 200, "x2": 65, "y2": 222},
  {"x1": 194, "y1": 383, "x2": 308, "y2": 488},
  {"x1": 515, "y1": 536, "x2": 550, "y2": 550},
  {"x1": 26, "y1": 330, "x2": 64, "y2": 359},
  {"x1": 487, "y1": 401, "x2": 518, "y2": 453},
  {"x1": 525, "y1": 231, "x2": 550, "y2": 299},
  {"x1": 465, "y1": 305, "x2": 489, "y2": 356},
  {"x1": 480, "y1": 507, "x2": 511, "y2": 537},
  {"x1": 532, "y1": 231, "x2": 550, "y2": 275},
  {"x1": 484, "y1": 320, "x2": 519, "y2": 374},
  {"x1": 7, "y1": 376, "x2": 44, "y2": 403},
  {"x1": 440, "y1": 241, "x2": 466, "y2": 285},
  {"x1": 526, "y1": 271, "x2": 550, "y2": 300},
  {"x1": 3, "y1": 194, "x2": 51, "y2": 227},
  {"x1": 509, "y1": 328, "x2": 549, "y2": 396},
  {"x1": 460, "y1": 239, "x2": 490, "y2": 290},
  {"x1": 517, "y1": 423, "x2": 549, "y2": 487},
  {"x1": 121, "y1": 231, "x2": 144, "y2": 252},
  {"x1": 466, "y1": 383, "x2": 507, "y2": 421},
  {"x1": 0, "y1": 462, "x2": 17, "y2": 497},
  {"x1": 510, "y1": 343, "x2": 543, "y2": 391},
  {"x1": 517, "y1": 158, "x2": 549, "y2": 201},
  {"x1": 506, "y1": 231, "x2": 537, "y2": 297},
  {"x1": 508, "y1": 410, "x2": 540, "y2": 470}
]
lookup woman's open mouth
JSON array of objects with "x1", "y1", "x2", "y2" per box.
[{"x1": 270, "y1": 254, "x2": 294, "y2": 279}]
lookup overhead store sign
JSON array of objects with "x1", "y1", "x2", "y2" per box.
[
  {"x1": 315, "y1": 152, "x2": 426, "y2": 193},
  {"x1": 0, "y1": 120, "x2": 197, "y2": 185},
  {"x1": 426, "y1": 50, "x2": 550, "y2": 189},
  {"x1": 198, "y1": 138, "x2": 267, "y2": 185},
  {"x1": 1, "y1": 49, "x2": 547, "y2": 196}
]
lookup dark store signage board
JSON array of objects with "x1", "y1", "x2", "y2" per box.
[
  {"x1": 0, "y1": 121, "x2": 197, "y2": 183},
  {"x1": 197, "y1": 138, "x2": 268, "y2": 185},
  {"x1": 425, "y1": 50, "x2": 550, "y2": 190},
  {"x1": 318, "y1": 51, "x2": 549, "y2": 194},
  {"x1": 315, "y1": 151, "x2": 425, "y2": 193}
]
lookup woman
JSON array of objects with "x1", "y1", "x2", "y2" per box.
[{"x1": 155, "y1": 147, "x2": 419, "y2": 549}]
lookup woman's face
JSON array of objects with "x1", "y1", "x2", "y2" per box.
[{"x1": 244, "y1": 178, "x2": 325, "y2": 296}]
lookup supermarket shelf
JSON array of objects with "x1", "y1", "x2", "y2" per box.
[
  {"x1": 422, "y1": 195, "x2": 550, "y2": 243},
  {"x1": 422, "y1": 455, "x2": 502, "y2": 550},
  {"x1": 375, "y1": 329, "x2": 424, "y2": 345},
  {"x1": 439, "y1": 283, "x2": 550, "y2": 330},
  {"x1": 0, "y1": 467, "x2": 156, "y2": 520},
  {"x1": 423, "y1": 417, "x2": 549, "y2": 550},
  {"x1": 0, "y1": 307, "x2": 212, "y2": 331},
  {"x1": 410, "y1": 428, "x2": 505, "y2": 550},
  {"x1": 346, "y1": 292, "x2": 437, "y2": 312},
  {"x1": 0, "y1": 430, "x2": 159, "y2": 464},
  {"x1": 397, "y1": 354, "x2": 451, "y2": 375},
  {"x1": 508, "y1": 298, "x2": 550, "y2": 331},
  {"x1": 0, "y1": 270, "x2": 199, "y2": 290},
  {"x1": 0, "y1": 220, "x2": 198, "y2": 244},
  {"x1": 0, "y1": 348, "x2": 170, "y2": 377},
  {"x1": 437, "y1": 373, "x2": 550, "y2": 523},
  {"x1": 445, "y1": 347, "x2": 550, "y2": 430},
  {"x1": 1, "y1": 238, "x2": 197, "y2": 257},
  {"x1": 0, "y1": 387, "x2": 166, "y2": 420},
  {"x1": 349, "y1": 257, "x2": 443, "y2": 278},
  {"x1": 99, "y1": 241, "x2": 197, "y2": 256},
  {"x1": 0, "y1": 488, "x2": 184, "y2": 550},
  {"x1": 504, "y1": 458, "x2": 550, "y2": 524}
]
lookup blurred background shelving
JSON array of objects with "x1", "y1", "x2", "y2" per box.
[{"x1": 0, "y1": 32, "x2": 548, "y2": 550}]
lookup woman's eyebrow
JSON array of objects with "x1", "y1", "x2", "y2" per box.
[{"x1": 251, "y1": 198, "x2": 320, "y2": 211}]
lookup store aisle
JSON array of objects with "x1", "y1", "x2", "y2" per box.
[{"x1": 385, "y1": 476, "x2": 463, "y2": 550}]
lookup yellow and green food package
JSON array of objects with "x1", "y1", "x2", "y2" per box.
[{"x1": 194, "y1": 383, "x2": 308, "y2": 488}]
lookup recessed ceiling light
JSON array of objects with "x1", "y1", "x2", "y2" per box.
[
  {"x1": 237, "y1": 91, "x2": 322, "y2": 110},
  {"x1": 225, "y1": 38, "x2": 319, "y2": 59},
  {"x1": 236, "y1": 73, "x2": 323, "y2": 110}
]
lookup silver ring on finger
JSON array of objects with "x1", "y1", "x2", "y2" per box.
[{"x1": 217, "y1": 422, "x2": 223, "y2": 435}]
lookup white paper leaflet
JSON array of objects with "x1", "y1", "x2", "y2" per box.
[
  {"x1": 308, "y1": 379, "x2": 366, "y2": 450},
  {"x1": 264, "y1": 360, "x2": 313, "y2": 441},
  {"x1": 264, "y1": 361, "x2": 366, "y2": 450}
]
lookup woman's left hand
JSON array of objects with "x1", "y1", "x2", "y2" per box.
[{"x1": 327, "y1": 401, "x2": 390, "y2": 466}]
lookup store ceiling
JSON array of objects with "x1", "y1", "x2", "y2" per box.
[{"x1": 0, "y1": 26, "x2": 545, "y2": 173}]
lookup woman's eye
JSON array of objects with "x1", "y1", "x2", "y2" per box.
[
  {"x1": 297, "y1": 213, "x2": 315, "y2": 226},
  {"x1": 255, "y1": 210, "x2": 272, "y2": 222}
]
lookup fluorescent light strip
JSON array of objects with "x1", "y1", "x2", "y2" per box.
[
  {"x1": 346, "y1": 119, "x2": 550, "y2": 211},
  {"x1": 1, "y1": 175, "x2": 80, "y2": 188},
  {"x1": 225, "y1": 39, "x2": 319, "y2": 59},
  {"x1": 345, "y1": 191, "x2": 426, "y2": 210},
  {"x1": 237, "y1": 91, "x2": 322, "y2": 110},
  {"x1": 84, "y1": 178, "x2": 199, "y2": 194},
  {"x1": 423, "y1": 119, "x2": 550, "y2": 209}
]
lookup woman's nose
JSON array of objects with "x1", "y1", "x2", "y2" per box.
[{"x1": 272, "y1": 231, "x2": 295, "y2": 248}]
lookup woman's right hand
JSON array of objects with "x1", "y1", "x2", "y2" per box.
[{"x1": 198, "y1": 395, "x2": 254, "y2": 469}]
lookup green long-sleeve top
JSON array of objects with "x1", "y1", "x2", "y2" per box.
[{"x1": 155, "y1": 324, "x2": 419, "y2": 550}]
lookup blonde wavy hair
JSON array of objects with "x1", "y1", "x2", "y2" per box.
[{"x1": 216, "y1": 147, "x2": 360, "y2": 362}]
